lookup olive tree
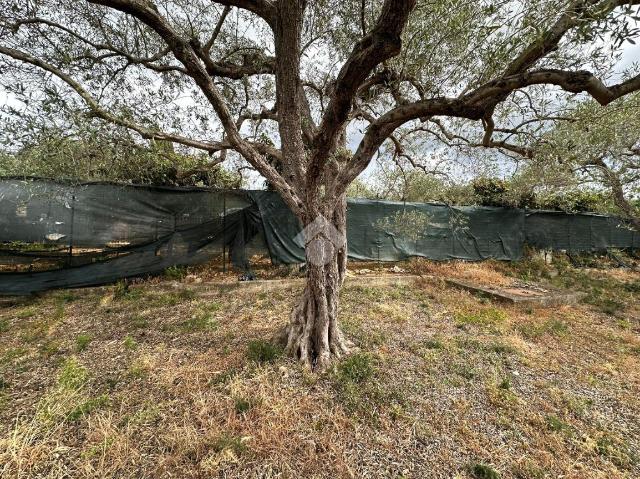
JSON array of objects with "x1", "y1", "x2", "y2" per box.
[
  {"x1": 533, "y1": 95, "x2": 640, "y2": 229},
  {"x1": 2, "y1": 0, "x2": 640, "y2": 369}
]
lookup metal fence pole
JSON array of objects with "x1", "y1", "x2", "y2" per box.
[
  {"x1": 222, "y1": 191, "x2": 227, "y2": 273},
  {"x1": 68, "y1": 192, "x2": 76, "y2": 264}
]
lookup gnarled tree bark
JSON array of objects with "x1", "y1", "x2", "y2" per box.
[{"x1": 283, "y1": 194, "x2": 351, "y2": 370}]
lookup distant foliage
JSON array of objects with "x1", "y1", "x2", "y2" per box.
[
  {"x1": 471, "y1": 177, "x2": 613, "y2": 213},
  {"x1": 0, "y1": 125, "x2": 241, "y2": 188},
  {"x1": 472, "y1": 178, "x2": 511, "y2": 207}
]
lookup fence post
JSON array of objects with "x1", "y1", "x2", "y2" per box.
[
  {"x1": 222, "y1": 191, "x2": 227, "y2": 273},
  {"x1": 68, "y1": 191, "x2": 76, "y2": 264}
]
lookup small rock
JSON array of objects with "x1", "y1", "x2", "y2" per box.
[{"x1": 388, "y1": 265, "x2": 406, "y2": 273}]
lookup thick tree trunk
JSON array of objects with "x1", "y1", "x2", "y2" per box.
[{"x1": 283, "y1": 196, "x2": 351, "y2": 370}]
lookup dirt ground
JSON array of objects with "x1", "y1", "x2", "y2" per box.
[{"x1": 0, "y1": 257, "x2": 639, "y2": 478}]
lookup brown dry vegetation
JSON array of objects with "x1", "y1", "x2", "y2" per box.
[{"x1": 0, "y1": 258, "x2": 639, "y2": 478}]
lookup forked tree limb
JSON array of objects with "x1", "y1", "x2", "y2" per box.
[
  {"x1": 334, "y1": 68, "x2": 640, "y2": 200},
  {"x1": 307, "y1": 0, "x2": 417, "y2": 184}
]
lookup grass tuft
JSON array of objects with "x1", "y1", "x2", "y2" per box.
[
  {"x1": 246, "y1": 340, "x2": 281, "y2": 364},
  {"x1": 336, "y1": 353, "x2": 376, "y2": 384},
  {"x1": 123, "y1": 335, "x2": 138, "y2": 351},
  {"x1": 470, "y1": 463, "x2": 501, "y2": 479},
  {"x1": 75, "y1": 333, "x2": 92, "y2": 352},
  {"x1": 234, "y1": 397, "x2": 253, "y2": 415},
  {"x1": 164, "y1": 265, "x2": 188, "y2": 281},
  {"x1": 58, "y1": 357, "x2": 89, "y2": 389}
]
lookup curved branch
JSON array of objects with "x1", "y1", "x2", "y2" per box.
[
  {"x1": 211, "y1": 0, "x2": 277, "y2": 26},
  {"x1": 88, "y1": 0, "x2": 302, "y2": 215},
  {"x1": 334, "y1": 67, "x2": 640, "y2": 198},
  {"x1": 0, "y1": 45, "x2": 225, "y2": 153},
  {"x1": 308, "y1": 0, "x2": 417, "y2": 182}
]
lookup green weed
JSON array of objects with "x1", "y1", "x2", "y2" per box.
[
  {"x1": 164, "y1": 265, "x2": 188, "y2": 281},
  {"x1": 246, "y1": 340, "x2": 281, "y2": 364},
  {"x1": 470, "y1": 463, "x2": 501, "y2": 479},
  {"x1": 76, "y1": 334, "x2": 92, "y2": 352},
  {"x1": 123, "y1": 335, "x2": 138, "y2": 351}
]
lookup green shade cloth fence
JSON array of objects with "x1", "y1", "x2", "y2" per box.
[{"x1": 0, "y1": 178, "x2": 637, "y2": 295}]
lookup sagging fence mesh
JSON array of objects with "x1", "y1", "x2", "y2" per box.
[{"x1": 1, "y1": 178, "x2": 638, "y2": 295}]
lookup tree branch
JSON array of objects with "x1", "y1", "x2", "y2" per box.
[
  {"x1": 88, "y1": 0, "x2": 302, "y2": 215},
  {"x1": 308, "y1": 0, "x2": 417, "y2": 184},
  {"x1": 204, "y1": 5, "x2": 231, "y2": 54},
  {"x1": 0, "y1": 45, "x2": 228, "y2": 153},
  {"x1": 210, "y1": 0, "x2": 277, "y2": 25}
]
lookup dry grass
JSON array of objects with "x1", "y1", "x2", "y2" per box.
[{"x1": 0, "y1": 259, "x2": 639, "y2": 478}]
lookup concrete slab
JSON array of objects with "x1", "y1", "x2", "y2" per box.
[{"x1": 445, "y1": 278, "x2": 586, "y2": 307}]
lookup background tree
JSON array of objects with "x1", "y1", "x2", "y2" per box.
[
  {"x1": 0, "y1": 120, "x2": 242, "y2": 186},
  {"x1": 1, "y1": 0, "x2": 640, "y2": 369},
  {"x1": 533, "y1": 94, "x2": 640, "y2": 229}
]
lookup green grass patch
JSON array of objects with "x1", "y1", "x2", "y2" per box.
[
  {"x1": 164, "y1": 265, "x2": 188, "y2": 281},
  {"x1": 38, "y1": 340, "x2": 61, "y2": 357},
  {"x1": 180, "y1": 306, "x2": 220, "y2": 332},
  {"x1": 55, "y1": 291, "x2": 77, "y2": 304},
  {"x1": 1, "y1": 347, "x2": 28, "y2": 366},
  {"x1": 331, "y1": 353, "x2": 405, "y2": 421},
  {"x1": 123, "y1": 335, "x2": 138, "y2": 351},
  {"x1": 340, "y1": 315, "x2": 387, "y2": 349},
  {"x1": 498, "y1": 378, "x2": 511, "y2": 390},
  {"x1": 113, "y1": 281, "x2": 144, "y2": 301},
  {"x1": 470, "y1": 463, "x2": 501, "y2": 479},
  {"x1": 15, "y1": 307, "x2": 36, "y2": 319},
  {"x1": 246, "y1": 340, "x2": 281, "y2": 364},
  {"x1": 67, "y1": 394, "x2": 110, "y2": 421},
  {"x1": 336, "y1": 352, "x2": 376, "y2": 384},
  {"x1": 487, "y1": 342, "x2": 518, "y2": 355},
  {"x1": 456, "y1": 307, "x2": 508, "y2": 326},
  {"x1": 149, "y1": 288, "x2": 197, "y2": 307},
  {"x1": 423, "y1": 338, "x2": 444, "y2": 350},
  {"x1": 234, "y1": 397, "x2": 254, "y2": 415},
  {"x1": 213, "y1": 433, "x2": 248, "y2": 456},
  {"x1": 76, "y1": 334, "x2": 92, "y2": 352},
  {"x1": 129, "y1": 315, "x2": 149, "y2": 329},
  {"x1": 596, "y1": 433, "x2": 637, "y2": 469},
  {"x1": 546, "y1": 415, "x2": 569, "y2": 432},
  {"x1": 58, "y1": 357, "x2": 89, "y2": 389},
  {"x1": 517, "y1": 318, "x2": 569, "y2": 339}
]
